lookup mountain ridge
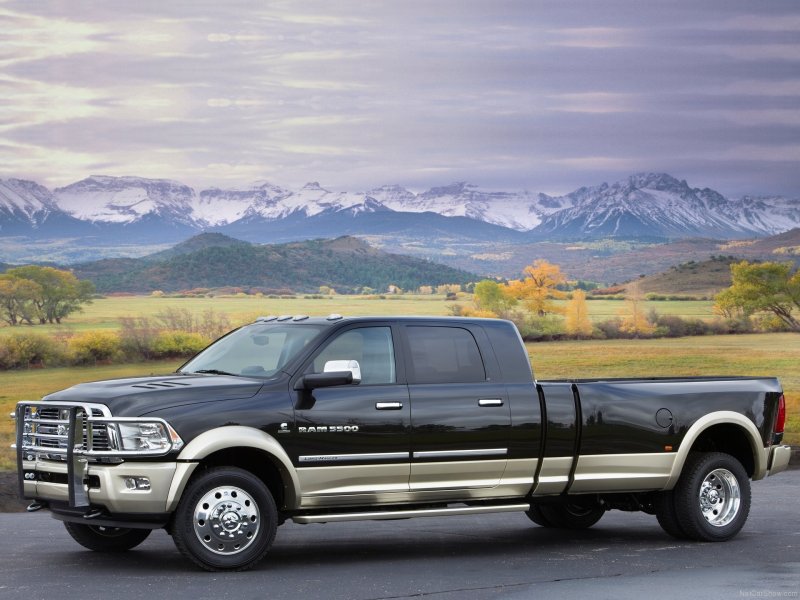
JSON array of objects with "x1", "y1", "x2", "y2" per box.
[{"x1": 1, "y1": 173, "x2": 797, "y2": 247}]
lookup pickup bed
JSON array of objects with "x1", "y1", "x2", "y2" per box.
[{"x1": 14, "y1": 316, "x2": 791, "y2": 571}]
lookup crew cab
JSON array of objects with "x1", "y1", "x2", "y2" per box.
[{"x1": 14, "y1": 315, "x2": 791, "y2": 571}]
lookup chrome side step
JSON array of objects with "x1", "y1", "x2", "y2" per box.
[{"x1": 292, "y1": 503, "x2": 530, "y2": 524}]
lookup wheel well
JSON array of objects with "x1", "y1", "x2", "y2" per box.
[
  {"x1": 195, "y1": 447, "x2": 288, "y2": 509},
  {"x1": 688, "y1": 424, "x2": 755, "y2": 477}
]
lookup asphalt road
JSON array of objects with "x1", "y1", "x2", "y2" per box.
[{"x1": 1, "y1": 472, "x2": 798, "y2": 600}]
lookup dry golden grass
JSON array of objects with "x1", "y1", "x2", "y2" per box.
[
  {"x1": 529, "y1": 333, "x2": 799, "y2": 445},
  {"x1": 0, "y1": 332, "x2": 796, "y2": 471}
]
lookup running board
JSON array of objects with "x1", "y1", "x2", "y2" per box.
[{"x1": 292, "y1": 503, "x2": 531, "y2": 524}]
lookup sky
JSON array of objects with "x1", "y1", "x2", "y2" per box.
[{"x1": 1, "y1": 0, "x2": 799, "y2": 197}]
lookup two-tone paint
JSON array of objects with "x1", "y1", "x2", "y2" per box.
[{"x1": 15, "y1": 316, "x2": 791, "y2": 528}]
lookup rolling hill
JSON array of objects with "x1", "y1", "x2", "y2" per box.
[{"x1": 72, "y1": 235, "x2": 479, "y2": 294}]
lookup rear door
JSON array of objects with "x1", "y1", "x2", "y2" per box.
[{"x1": 402, "y1": 324, "x2": 512, "y2": 491}]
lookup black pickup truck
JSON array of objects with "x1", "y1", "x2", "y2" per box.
[{"x1": 14, "y1": 316, "x2": 791, "y2": 571}]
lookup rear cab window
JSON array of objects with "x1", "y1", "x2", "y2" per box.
[{"x1": 404, "y1": 325, "x2": 486, "y2": 384}]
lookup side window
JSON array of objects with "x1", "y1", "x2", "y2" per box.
[
  {"x1": 310, "y1": 327, "x2": 396, "y2": 385},
  {"x1": 406, "y1": 326, "x2": 486, "y2": 384}
]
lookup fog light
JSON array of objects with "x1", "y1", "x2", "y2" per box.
[{"x1": 123, "y1": 476, "x2": 151, "y2": 491}]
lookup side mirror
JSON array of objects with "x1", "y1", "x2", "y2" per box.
[
  {"x1": 323, "y1": 360, "x2": 361, "y2": 384},
  {"x1": 293, "y1": 360, "x2": 362, "y2": 391}
]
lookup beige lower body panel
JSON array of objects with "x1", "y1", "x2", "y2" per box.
[
  {"x1": 298, "y1": 463, "x2": 410, "y2": 503},
  {"x1": 767, "y1": 445, "x2": 792, "y2": 476},
  {"x1": 410, "y1": 459, "x2": 507, "y2": 490},
  {"x1": 532, "y1": 456, "x2": 573, "y2": 496},
  {"x1": 570, "y1": 452, "x2": 676, "y2": 493},
  {"x1": 298, "y1": 458, "x2": 536, "y2": 509},
  {"x1": 22, "y1": 459, "x2": 178, "y2": 514}
]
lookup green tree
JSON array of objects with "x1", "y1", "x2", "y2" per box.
[
  {"x1": 0, "y1": 275, "x2": 42, "y2": 325},
  {"x1": 5, "y1": 266, "x2": 94, "y2": 324},
  {"x1": 715, "y1": 261, "x2": 800, "y2": 331},
  {"x1": 473, "y1": 280, "x2": 516, "y2": 315}
]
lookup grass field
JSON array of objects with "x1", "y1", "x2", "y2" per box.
[
  {"x1": 528, "y1": 334, "x2": 799, "y2": 448},
  {"x1": 0, "y1": 294, "x2": 717, "y2": 337},
  {"x1": 0, "y1": 333, "x2": 795, "y2": 471}
]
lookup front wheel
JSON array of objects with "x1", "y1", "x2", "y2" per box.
[
  {"x1": 63, "y1": 522, "x2": 151, "y2": 552},
  {"x1": 172, "y1": 467, "x2": 278, "y2": 571},
  {"x1": 671, "y1": 452, "x2": 751, "y2": 542}
]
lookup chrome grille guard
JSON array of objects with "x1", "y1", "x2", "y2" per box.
[{"x1": 15, "y1": 401, "x2": 183, "y2": 508}]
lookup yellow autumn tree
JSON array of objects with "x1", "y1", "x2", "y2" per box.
[
  {"x1": 565, "y1": 289, "x2": 593, "y2": 337},
  {"x1": 506, "y1": 260, "x2": 567, "y2": 316},
  {"x1": 619, "y1": 281, "x2": 656, "y2": 337}
]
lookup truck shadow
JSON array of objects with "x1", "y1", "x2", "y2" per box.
[{"x1": 51, "y1": 520, "x2": 699, "y2": 574}]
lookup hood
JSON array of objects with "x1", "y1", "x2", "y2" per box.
[{"x1": 42, "y1": 373, "x2": 264, "y2": 417}]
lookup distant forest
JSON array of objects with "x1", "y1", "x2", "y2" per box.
[{"x1": 72, "y1": 235, "x2": 478, "y2": 294}]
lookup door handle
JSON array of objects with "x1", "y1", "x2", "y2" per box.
[
  {"x1": 375, "y1": 402, "x2": 403, "y2": 410},
  {"x1": 478, "y1": 398, "x2": 503, "y2": 407}
]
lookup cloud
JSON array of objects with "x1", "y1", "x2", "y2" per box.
[
  {"x1": 546, "y1": 92, "x2": 639, "y2": 114},
  {"x1": 1, "y1": 0, "x2": 800, "y2": 196},
  {"x1": 547, "y1": 27, "x2": 636, "y2": 49},
  {"x1": 0, "y1": 8, "x2": 105, "y2": 68}
]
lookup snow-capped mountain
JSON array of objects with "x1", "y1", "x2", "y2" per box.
[
  {"x1": 0, "y1": 179, "x2": 92, "y2": 236},
  {"x1": 368, "y1": 182, "x2": 566, "y2": 231},
  {"x1": 0, "y1": 173, "x2": 797, "y2": 248},
  {"x1": 55, "y1": 176, "x2": 197, "y2": 227},
  {"x1": 531, "y1": 173, "x2": 797, "y2": 239},
  {"x1": 726, "y1": 195, "x2": 800, "y2": 235},
  {"x1": 189, "y1": 181, "x2": 388, "y2": 228}
]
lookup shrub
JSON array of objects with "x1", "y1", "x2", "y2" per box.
[
  {"x1": 596, "y1": 318, "x2": 624, "y2": 339},
  {"x1": 151, "y1": 331, "x2": 209, "y2": 358},
  {"x1": 722, "y1": 317, "x2": 754, "y2": 334},
  {"x1": 119, "y1": 316, "x2": 159, "y2": 360},
  {"x1": 655, "y1": 315, "x2": 688, "y2": 337},
  {"x1": 0, "y1": 331, "x2": 67, "y2": 369},
  {"x1": 154, "y1": 307, "x2": 231, "y2": 340},
  {"x1": 446, "y1": 303, "x2": 464, "y2": 316},
  {"x1": 69, "y1": 331, "x2": 122, "y2": 365},
  {"x1": 516, "y1": 314, "x2": 566, "y2": 341},
  {"x1": 460, "y1": 307, "x2": 498, "y2": 318},
  {"x1": 754, "y1": 314, "x2": 793, "y2": 333}
]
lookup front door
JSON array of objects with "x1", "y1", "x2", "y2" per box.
[{"x1": 288, "y1": 324, "x2": 411, "y2": 506}]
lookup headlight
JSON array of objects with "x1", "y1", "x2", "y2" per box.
[{"x1": 116, "y1": 422, "x2": 184, "y2": 453}]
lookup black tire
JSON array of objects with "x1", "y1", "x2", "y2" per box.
[
  {"x1": 529, "y1": 502, "x2": 605, "y2": 530},
  {"x1": 63, "y1": 522, "x2": 151, "y2": 552},
  {"x1": 172, "y1": 467, "x2": 278, "y2": 571},
  {"x1": 525, "y1": 505, "x2": 555, "y2": 527},
  {"x1": 671, "y1": 452, "x2": 751, "y2": 542},
  {"x1": 654, "y1": 491, "x2": 689, "y2": 540}
]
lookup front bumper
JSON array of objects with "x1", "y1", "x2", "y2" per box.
[{"x1": 19, "y1": 458, "x2": 178, "y2": 514}]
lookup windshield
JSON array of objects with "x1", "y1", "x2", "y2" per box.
[{"x1": 180, "y1": 323, "x2": 326, "y2": 378}]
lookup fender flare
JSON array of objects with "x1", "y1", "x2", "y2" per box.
[
  {"x1": 165, "y1": 426, "x2": 301, "y2": 512},
  {"x1": 665, "y1": 410, "x2": 768, "y2": 489}
]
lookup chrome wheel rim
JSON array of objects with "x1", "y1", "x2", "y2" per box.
[
  {"x1": 698, "y1": 468, "x2": 740, "y2": 527},
  {"x1": 193, "y1": 485, "x2": 259, "y2": 555}
]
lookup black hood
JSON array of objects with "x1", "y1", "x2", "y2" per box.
[{"x1": 42, "y1": 374, "x2": 264, "y2": 417}]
